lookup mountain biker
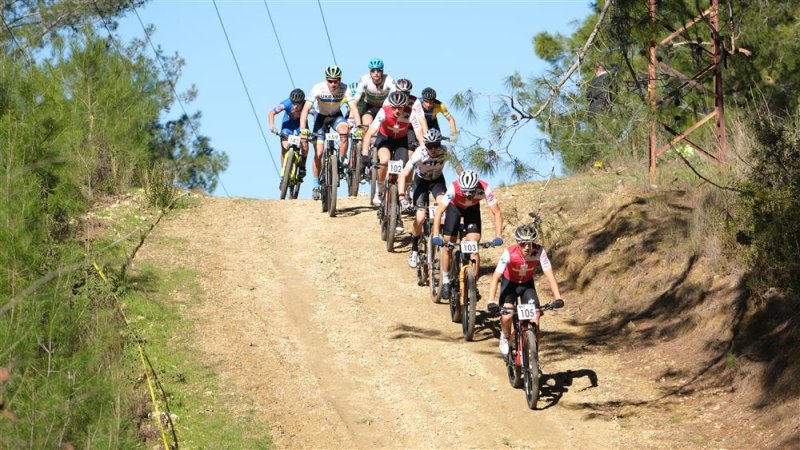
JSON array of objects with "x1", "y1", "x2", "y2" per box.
[
  {"x1": 486, "y1": 224, "x2": 564, "y2": 356},
  {"x1": 398, "y1": 128, "x2": 449, "y2": 268},
  {"x1": 362, "y1": 90, "x2": 426, "y2": 211},
  {"x1": 348, "y1": 58, "x2": 395, "y2": 129},
  {"x1": 384, "y1": 78, "x2": 425, "y2": 146},
  {"x1": 432, "y1": 170, "x2": 504, "y2": 300},
  {"x1": 269, "y1": 88, "x2": 311, "y2": 180},
  {"x1": 300, "y1": 65, "x2": 356, "y2": 200},
  {"x1": 420, "y1": 87, "x2": 457, "y2": 141}
]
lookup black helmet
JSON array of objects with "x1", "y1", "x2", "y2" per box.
[
  {"x1": 421, "y1": 87, "x2": 437, "y2": 100},
  {"x1": 514, "y1": 224, "x2": 539, "y2": 243},
  {"x1": 395, "y1": 78, "x2": 413, "y2": 93},
  {"x1": 289, "y1": 88, "x2": 305, "y2": 104},
  {"x1": 387, "y1": 90, "x2": 408, "y2": 107}
]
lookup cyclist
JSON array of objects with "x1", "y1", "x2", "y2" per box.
[
  {"x1": 348, "y1": 58, "x2": 395, "y2": 128},
  {"x1": 431, "y1": 170, "x2": 504, "y2": 300},
  {"x1": 362, "y1": 90, "x2": 426, "y2": 210},
  {"x1": 300, "y1": 65, "x2": 355, "y2": 200},
  {"x1": 385, "y1": 78, "x2": 425, "y2": 142},
  {"x1": 398, "y1": 128, "x2": 449, "y2": 268},
  {"x1": 486, "y1": 224, "x2": 564, "y2": 356},
  {"x1": 269, "y1": 88, "x2": 310, "y2": 180},
  {"x1": 420, "y1": 87, "x2": 458, "y2": 141}
]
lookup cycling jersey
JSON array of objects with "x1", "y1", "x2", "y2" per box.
[
  {"x1": 371, "y1": 104, "x2": 421, "y2": 139},
  {"x1": 383, "y1": 94, "x2": 424, "y2": 122},
  {"x1": 494, "y1": 244, "x2": 552, "y2": 283},
  {"x1": 308, "y1": 80, "x2": 347, "y2": 116},
  {"x1": 350, "y1": 74, "x2": 395, "y2": 107},
  {"x1": 405, "y1": 146, "x2": 446, "y2": 181},
  {"x1": 440, "y1": 180, "x2": 497, "y2": 209},
  {"x1": 422, "y1": 99, "x2": 451, "y2": 130}
]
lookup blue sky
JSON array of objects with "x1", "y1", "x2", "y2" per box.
[{"x1": 116, "y1": 0, "x2": 592, "y2": 200}]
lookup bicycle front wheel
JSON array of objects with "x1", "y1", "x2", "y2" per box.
[
  {"x1": 369, "y1": 148, "x2": 378, "y2": 204},
  {"x1": 462, "y1": 267, "x2": 478, "y2": 341},
  {"x1": 522, "y1": 329, "x2": 541, "y2": 409},
  {"x1": 449, "y1": 258, "x2": 462, "y2": 323},
  {"x1": 349, "y1": 141, "x2": 362, "y2": 198},
  {"x1": 279, "y1": 151, "x2": 294, "y2": 200},
  {"x1": 385, "y1": 183, "x2": 398, "y2": 252},
  {"x1": 320, "y1": 159, "x2": 329, "y2": 213},
  {"x1": 328, "y1": 153, "x2": 338, "y2": 217}
]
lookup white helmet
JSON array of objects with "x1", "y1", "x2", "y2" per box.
[{"x1": 458, "y1": 170, "x2": 479, "y2": 193}]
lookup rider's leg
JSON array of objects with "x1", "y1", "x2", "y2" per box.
[
  {"x1": 337, "y1": 122, "x2": 349, "y2": 161},
  {"x1": 372, "y1": 146, "x2": 390, "y2": 205},
  {"x1": 465, "y1": 231, "x2": 481, "y2": 283},
  {"x1": 522, "y1": 287, "x2": 543, "y2": 344},
  {"x1": 312, "y1": 139, "x2": 323, "y2": 179}
]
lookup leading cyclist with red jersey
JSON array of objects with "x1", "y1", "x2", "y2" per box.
[{"x1": 486, "y1": 224, "x2": 564, "y2": 356}]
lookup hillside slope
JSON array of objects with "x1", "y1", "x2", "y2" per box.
[{"x1": 132, "y1": 175, "x2": 796, "y2": 448}]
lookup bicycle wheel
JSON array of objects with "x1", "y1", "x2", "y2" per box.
[
  {"x1": 417, "y1": 235, "x2": 428, "y2": 286},
  {"x1": 428, "y1": 236, "x2": 440, "y2": 302},
  {"x1": 506, "y1": 341, "x2": 524, "y2": 388},
  {"x1": 522, "y1": 329, "x2": 541, "y2": 409},
  {"x1": 385, "y1": 183, "x2": 398, "y2": 252},
  {"x1": 462, "y1": 266, "x2": 478, "y2": 341},
  {"x1": 369, "y1": 148, "x2": 378, "y2": 204},
  {"x1": 327, "y1": 153, "x2": 338, "y2": 217},
  {"x1": 349, "y1": 141, "x2": 362, "y2": 197},
  {"x1": 449, "y1": 258, "x2": 462, "y2": 323},
  {"x1": 320, "y1": 158, "x2": 329, "y2": 213},
  {"x1": 279, "y1": 151, "x2": 294, "y2": 200}
]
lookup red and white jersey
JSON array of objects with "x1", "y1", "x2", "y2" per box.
[
  {"x1": 494, "y1": 243, "x2": 552, "y2": 283},
  {"x1": 370, "y1": 104, "x2": 421, "y2": 139},
  {"x1": 440, "y1": 180, "x2": 497, "y2": 209}
]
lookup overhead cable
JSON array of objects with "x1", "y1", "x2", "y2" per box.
[
  {"x1": 263, "y1": 1, "x2": 295, "y2": 88},
  {"x1": 212, "y1": 0, "x2": 280, "y2": 178},
  {"x1": 316, "y1": 0, "x2": 338, "y2": 66}
]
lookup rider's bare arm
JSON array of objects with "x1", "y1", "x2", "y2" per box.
[
  {"x1": 489, "y1": 202, "x2": 503, "y2": 240},
  {"x1": 299, "y1": 100, "x2": 313, "y2": 130},
  {"x1": 542, "y1": 267, "x2": 563, "y2": 300}
]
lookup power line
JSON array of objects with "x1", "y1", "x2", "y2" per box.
[
  {"x1": 263, "y1": 1, "x2": 295, "y2": 88},
  {"x1": 132, "y1": 8, "x2": 232, "y2": 197},
  {"x1": 316, "y1": 0, "x2": 337, "y2": 65},
  {"x1": 212, "y1": 0, "x2": 280, "y2": 179}
]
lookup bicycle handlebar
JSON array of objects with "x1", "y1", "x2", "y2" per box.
[
  {"x1": 443, "y1": 241, "x2": 496, "y2": 249},
  {"x1": 499, "y1": 299, "x2": 565, "y2": 316}
]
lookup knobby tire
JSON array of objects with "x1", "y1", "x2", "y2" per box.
[
  {"x1": 328, "y1": 152, "x2": 338, "y2": 217},
  {"x1": 369, "y1": 148, "x2": 378, "y2": 204},
  {"x1": 449, "y1": 256, "x2": 462, "y2": 323},
  {"x1": 279, "y1": 150, "x2": 294, "y2": 200},
  {"x1": 462, "y1": 267, "x2": 478, "y2": 341},
  {"x1": 349, "y1": 141, "x2": 362, "y2": 198},
  {"x1": 386, "y1": 183, "x2": 398, "y2": 252},
  {"x1": 523, "y1": 329, "x2": 541, "y2": 409}
]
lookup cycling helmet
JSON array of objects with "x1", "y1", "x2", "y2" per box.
[
  {"x1": 348, "y1": 82, "x2": 359, "y2": 95},
  {"x1": 368, "y1": 58, "x2": 384, "y2": 70},
  {"x1": 387, "y1": 90, "x2": 408, "y2": 107},
  {"x1": 289, "y1": 88, "x2": 305, "y2": 104},
  {"x1": 458, "y1": 170, "x2": 479, "y2": 193},
  {"x1": 325, "y1": 65, "x2": 342, "y2": 79},
  {"x1": 423, "y1": 128, "x2": 443, "y2": 144},
  {"x1": 421, "y1": 87, "x2": 437, "y2": 101},
  {"x1": 514, "y1": 224, "x2": 539, "y2": 243},
  {"x1": 395, "y1": 78, "x2": 413, "y2": 93}
]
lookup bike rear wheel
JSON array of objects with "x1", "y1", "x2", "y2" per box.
[
  {"x1": 428, "y1": 237, "x2": 440, "y2": 302},
  {"x1": 522, "y1": 329, "x2": 541, "y2": 409},
  {"x1": 349, "y1": 141, "x2": 362, "y2": 197},
  {"x1": 417, "y1": 235, "x2": 428, "y2": 286},
  {"x1": 462, "y1": 267, "x2": 478, "y2": 341},
  {"x1": 385, "y1": 184, "x2": 398, "y2": 252},
  {"x1": 320, "y1": 158, "x2": 329, "y2": 213},
  {"x1": 327, "y1": 153, "x2": 338, "y2": 217}
]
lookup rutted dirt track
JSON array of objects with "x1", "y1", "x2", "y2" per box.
[{"x1": 137, "y1": 195, "x2": 628, "y2": 449}]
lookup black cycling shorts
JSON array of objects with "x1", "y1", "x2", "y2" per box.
[
  {"x1": 498, "y1": 278, "x2": 541, "y2": 309},
  {"x1": 442, "y1": 203, "x2": 481, "y2": 237},
  {"x1": 412, "y1": 175, "x2": 447, "y2": 209}
]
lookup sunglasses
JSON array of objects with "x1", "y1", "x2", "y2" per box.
[
  {"x1": 425, "y1": 143, "x2": 441, "y2": 150},
  {"x1": 518, "y1": 241, "x2": 534, "y2": 248},
  {"x1": 370, "y1": 69, "x2": 383, "y2": 73},
  {"x1": 326, "y1": 79, "x2": 341, "y2": 84}
]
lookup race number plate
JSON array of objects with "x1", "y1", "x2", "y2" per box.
[
  {"x1": 325, "y1": 132, "x2": 339, "y2": 142},
  {"x1": 287, "y1": 135, "x2": 301, "y2": 146},
  {"x1": 517, "y1": 303, "x2": 538, "y2": 320},
  {"x1": 460, "y1": 240, "x2": 479, "y2": 254},
  {"x1": 388, "y1": 160, "x2": 403, "y2": 175}
]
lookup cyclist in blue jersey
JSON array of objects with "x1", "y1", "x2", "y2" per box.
[{"x1": 269, "y1": 88, "x2": 310, "y2": 179}]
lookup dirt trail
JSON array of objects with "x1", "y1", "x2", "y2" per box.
[{"x1": 137, "y1": 195, "x2": 629, "y2": 449}]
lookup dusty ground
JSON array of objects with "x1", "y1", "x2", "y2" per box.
[{"x1": 133, "y1": 178, "x2": 793, "y2": 449}]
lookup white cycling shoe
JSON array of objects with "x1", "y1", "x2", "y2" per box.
[
  {"x1": 408, "y1": 251, "x2": 419, "y2": 268},
  {"x1": 499, "y1": 335, "x2": 510, "y2": 356},
  {"x1": 372, "y1": 192, "x2": 382, "y2": 206}
]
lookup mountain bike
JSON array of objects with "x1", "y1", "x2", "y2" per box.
[
  {"x1": 318, "y1": 130, "x2": 340, "y2": 217},
  {"x1": 347, "y1": 125, "x2": 366, "y2": 198},
  {"x1": 444, "y1": 235, "x2": 496, "y2": 341},
  {"x1": 277, "y1": 132, "x2": 304, "y2": 200},
  {"x1": 368, "y1": 142, "x2": 378, "y2": 204},
  {"x1": 503, "y1": 298, "x2": 564, "y2": 409},
  {"x1": 378, "y1": 158, "x2": 404, "y2": 253}
]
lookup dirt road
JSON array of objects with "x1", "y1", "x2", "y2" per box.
[{"x1": 138, "y1": 195, "x2": 624, "y2": 448}]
